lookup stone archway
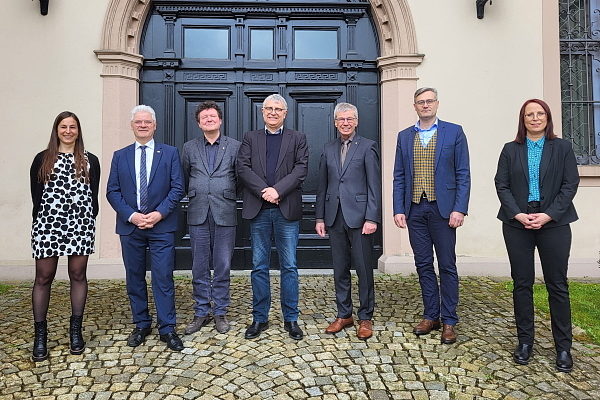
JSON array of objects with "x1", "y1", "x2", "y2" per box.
[
  {"x1": 95, "y1": 0, "x2": 421, "y2": 271},
  {"x1": 97, "y1": 0, "x2": 418, "y2": 56}
]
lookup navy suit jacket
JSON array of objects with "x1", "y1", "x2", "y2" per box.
[
  {"x1": 315, "y1": 135, "x2": 381, "y2": 229},
  {"x1": 106, "y1": 142, "x2": 185, "y2": 235},
  {"x1": 495, "y1": 138, "x2": 579, "y2": 228},
  {"x1": 393, "y1": 120, "x2": 470, "y2": 219}
]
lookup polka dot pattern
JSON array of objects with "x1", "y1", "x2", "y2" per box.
[{"x1": 31, "y1": 152, "x2": 96, "y2": 259}]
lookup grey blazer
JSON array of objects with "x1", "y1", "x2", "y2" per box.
[
  {"x1": 182, "y1": 135, "x2": 241, "y2": 227},
  {"x1": 315, "y1": 135, "x2": 382, "y2": 229}
]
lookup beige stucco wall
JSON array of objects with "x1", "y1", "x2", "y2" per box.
[
  {"x1": 0, "y1": 0, "x2": 598, "y2": 277},
  {"x1": 0, "y1": 1, "x2": 109, "y2": 263}
]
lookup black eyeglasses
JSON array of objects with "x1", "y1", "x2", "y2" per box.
[
  {"x1": 334, "y1": 117, "x2": 357, "y2": 123},
  {"x1": 414, "y1": 99, "x2": 437, "y2": 106},
  {"x1": 263, "y1": 107, "x2": 286, "y2": 114}
]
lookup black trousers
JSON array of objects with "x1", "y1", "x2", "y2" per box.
[
  {"x1": 502, "y1": 223, "x2": 572, "y2": 351},
  {"x1": 328, "y1": 206, "x2": 375, "y2": 321}
]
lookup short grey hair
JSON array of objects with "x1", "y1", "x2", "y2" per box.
[
  {"x1": 414, "y1": 87, "x2": 438, "y2": 102},
  {"x1": 334, "y1": 102, "x2": 358, "y2": 119},
  {"x1": 131, "y1": 105, "x2": 157, "y2": 122},
  {"x1": 263, "y1": 94, "x2": 288, "y2": 110}
]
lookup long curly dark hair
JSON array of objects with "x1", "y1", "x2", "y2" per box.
[{"x1": 37, "y1": 111, "x2": 89, "y2": 184}]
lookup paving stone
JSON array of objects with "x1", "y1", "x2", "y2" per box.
[
  {"x1": 367, "y1": 390, "x2": 389, "y2": 400},
  {"x1": 428, "y1": 391, "x2": 450, "y2": 400}
]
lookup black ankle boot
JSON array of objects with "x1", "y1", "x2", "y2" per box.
[
  {"x1": 69, "y1": 315, "x2": 85, "y2": 355},
  {"x1": 32, "y1": 320, "x2": 48, "y2": 362}
]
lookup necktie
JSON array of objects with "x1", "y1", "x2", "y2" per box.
[
  {"x1": 139, "y1": 145, "x2": 148, "y2": 214},
  {"x1": 341, "y1": 140, "x2": 350, "y2": 167}
]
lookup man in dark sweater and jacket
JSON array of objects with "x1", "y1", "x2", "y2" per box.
[{"x1": 237, "y1": 94, "x2": 308, "y2": 340}]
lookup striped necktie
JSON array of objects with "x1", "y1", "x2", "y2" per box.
[{"x1": 139, "y1": 145, "x2": 148, "y2": 214}]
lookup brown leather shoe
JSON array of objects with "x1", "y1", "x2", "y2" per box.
[
  {"x1": 357, "y1": 320, "x2": 373, "y2": 340},
  {"x1": 413, "y1": 319, "x2": 441, "y2": 335},
  {"x1": 441, "y1": 324, "x2": 457, "y2": 344},
  {"x1": 325, "y1": 317, "x2": 354, "y2": 334}
]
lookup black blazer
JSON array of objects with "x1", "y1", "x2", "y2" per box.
[
  {"x1": 494, "y1": 137, "x2": 579, "y2": 228},
  {"x1": 315, "y1": 135, "x2": 381, "y2": 229},
  {"x1": 237, "y1": 127, "x2": 308, "y2": 221},
  {"x1": 30, "y1": 150, "x2": 101, "y2": 219}
]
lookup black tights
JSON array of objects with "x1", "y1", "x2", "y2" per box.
[{"x1": 32, "y1": 255, "x2": 89, "y2": 322}]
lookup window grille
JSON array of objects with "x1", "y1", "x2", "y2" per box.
[{"x1": 560, "y1": 0, "x2": 600, "y2": 164}]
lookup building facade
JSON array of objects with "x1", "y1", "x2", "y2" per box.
[{"x1": 1, "y1": 0, "x2": 599, "y2": 278}]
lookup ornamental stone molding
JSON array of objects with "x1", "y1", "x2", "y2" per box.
[
  {"x1": 369, "y1": 0, "x2": 418, "y2": 56},
  {"x1": 377, "y1": 54, "x2": 425, "y2": 83},
  {"x1": 94, "y1": 50, "x2": 144, "y2": 81},
  {"x1": 101, "y1": 0, "x2": 150, "y2": 55}
]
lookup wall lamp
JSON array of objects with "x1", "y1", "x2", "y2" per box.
[
  {"x1": 39, "y1": 0, "x2": 49, "y2": 15},
  {"x1": 476, "y1": 0, "x2": 492, "y2": 19}
]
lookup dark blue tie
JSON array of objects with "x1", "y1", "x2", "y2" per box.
[{"x1": 139, "y1": 145, "x2": 148, "y2": 214}]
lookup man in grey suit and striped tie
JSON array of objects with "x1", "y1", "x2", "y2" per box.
[{"x1": 181, "y1": 101, "x2": 241, "y2": 334}]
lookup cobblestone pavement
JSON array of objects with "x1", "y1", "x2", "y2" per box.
[{"x1": 1, "y1": 275, "x2": 600, "y2": 399}]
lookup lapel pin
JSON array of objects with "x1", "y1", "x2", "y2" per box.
[{"x1": 157, "y1": 150, "x2": 161, "y2": 153}]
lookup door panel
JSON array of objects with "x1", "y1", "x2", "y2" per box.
[{"x1": 294, "y1": 100, "x2": 336, "y2": 193}]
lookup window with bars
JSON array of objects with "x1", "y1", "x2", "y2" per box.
[{"x1": 560, "y1": 0, "x2": 600, "y2": 165}]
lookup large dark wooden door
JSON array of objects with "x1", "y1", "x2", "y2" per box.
[{"x1": 139, "y1": 0, "x2": 381, "y2": 269}]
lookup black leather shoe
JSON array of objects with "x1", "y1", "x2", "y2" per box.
[
  {"x1": 513, "y1": 343, "x2": 533, "y2": 365},
  {"x1": 245, "y1": 321, "x2": 268, "y2": 339},
  {"x1": 127, "y1": 327, "x2": 152, "y2": 347},
  {"x1": 160, "y1": 331, "x2": 184, "y2": 352},
  {"x1": 284, "y1": 321, "x2": 304, "y2": 340},
  {"x1": 556, "y1": 350, "x2": 573, "y2": 373}
]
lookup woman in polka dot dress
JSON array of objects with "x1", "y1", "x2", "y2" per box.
[{"x1": 29, "y1": 111, "x2": 100, "y2": 362}]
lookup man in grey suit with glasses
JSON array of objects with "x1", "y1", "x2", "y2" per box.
[
  {"x1": 181, "y1": 101, "x2": 241, "y2": 335},
  {"x1": 315, "y1": 102, "x2": 381, "y2": 340}
]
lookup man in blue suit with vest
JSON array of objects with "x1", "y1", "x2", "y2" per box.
[
  {"x1": 107, "y1": 105, "x2": 185, "y2": 351},
  {"x1": 393, "y1": 88, "x2": 470, "y2": 344}
]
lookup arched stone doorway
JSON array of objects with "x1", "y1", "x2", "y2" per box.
[{"x1": 95, "y1": 0, "x2": 423, "y2": 273}]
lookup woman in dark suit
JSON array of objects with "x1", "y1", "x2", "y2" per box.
[
  {"x1": 495, "y1": 99, "x2": 579, "y2": 373},
  {"x1": 30, "y1": 111, "x2": 100, "y2": 362}
]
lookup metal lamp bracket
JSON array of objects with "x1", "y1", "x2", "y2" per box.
[{"x1": 476, "y1": 0, "x2": 492, "y2": 19}]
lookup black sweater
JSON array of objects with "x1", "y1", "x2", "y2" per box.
[{"x1": 30, "y1": 150, "x2": 101, "y2": 219}]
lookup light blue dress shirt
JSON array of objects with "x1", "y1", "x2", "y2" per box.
[{"x1": 414, "y1": 118, "x2": 439, "y2": 147}]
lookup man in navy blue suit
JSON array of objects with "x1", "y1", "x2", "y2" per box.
[
  {"x1": 107, "y1": 105, "x2": 185, "y2": 351},
  {"x1": 393, "y1": 88, "x2": 470, "y2": 344}
]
